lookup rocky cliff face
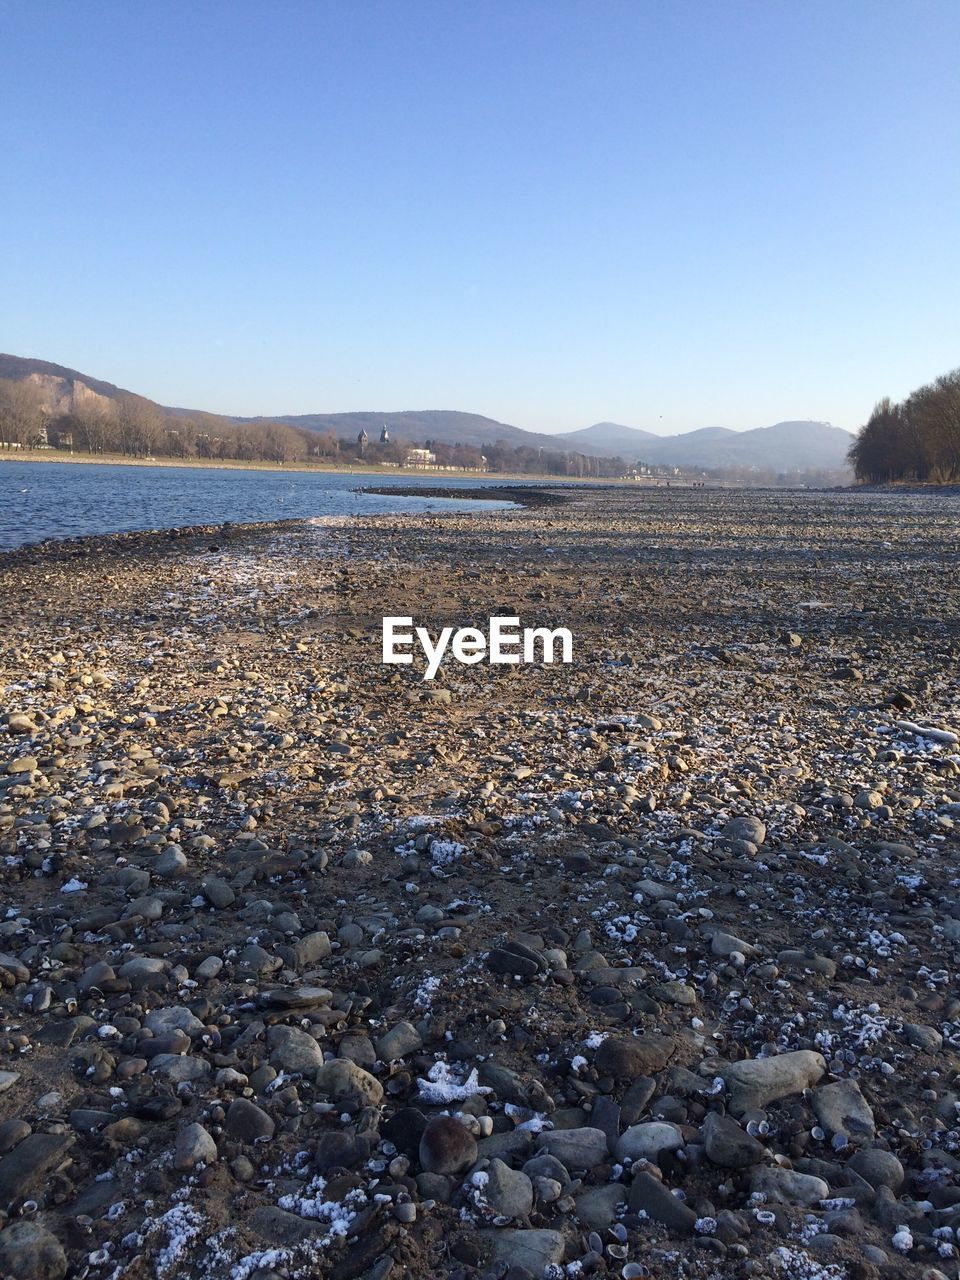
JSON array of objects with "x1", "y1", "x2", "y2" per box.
[{"x1": 19, "y1": 372, "x2": 113, "y2": 418}]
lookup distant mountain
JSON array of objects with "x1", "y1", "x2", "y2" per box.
[
  {"x1": 0, "y1": 353, "x2": 138, "y2": 401},
  {"x1": 246, "y1": 409, "x2": 566, "y2": 452},
  {"x1": 649, "y1": 420, "x2": 852, "y2": 471},
  {"x1": 554, "y1": 422, "x2": 660, "y2": 454},
  {"x1": 0, "y1": 353, "x2": 853, "y2": 472},
  {"x1": 556, "y1": 418, "x2": 852, "y2": 471}
]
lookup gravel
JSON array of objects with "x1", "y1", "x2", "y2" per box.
[{"x1": 0, "y1": 485, "x2": 959, "y2": 1278}]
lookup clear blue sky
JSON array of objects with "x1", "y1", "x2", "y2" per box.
[{"x1": 3, "y1": 1, "x2": 958, "y2": 435}]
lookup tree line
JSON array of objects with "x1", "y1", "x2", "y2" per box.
[
  {"x1": 0, "y1": 377, "x2": 628, "y2": 475},
  {"x1": 849, "y1": 367, "x2": 960, "y2": 483}
]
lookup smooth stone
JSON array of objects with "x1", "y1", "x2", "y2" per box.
[
  {"x1": 903, "y1": 1023, "x2": 943, "y2": 1053},
  {"x1": 628, "y1": 1170, "x2": 697, "y2": 1233},
  {"x1": 267, "y1": 1024, "x2": 326, "y2": 1072},
  {"x1": 721, "y1": 816, "x2": 766, "y2": 845},
  {"x1": 751, "y1": 1166, "x2": 829, "y2": 1206},
  {"x1": 536, "y1": 1126, "x2": 608, "y2": 1170},
  {"x1": 479, "y1": 1229, "x2": 565, "y2": 1272},
  {"x1": 174, "y1": 1122, "x2": 218, "y2": 1170},
  {"x1": 150, "y1": 1055, "x2": 210, "y2": 1082},
  {"x1": 702, "y1": 1112, "x2": 766, "y2": 1168},
  {"x1": 154, "y1": 846, "x2": 188, "y2": 877},
  {"x1": 615, "y1": 1121, "x2": 684, "y2": 1164},
  {"x1": 709, "y1": 931, "x2": 759, "y2": 959},
  {"x1": 574, "y1": 1184, "x2": 628, "y2": 1230},
  {"x1": 419, "y1": 1115, "x2": 477, "y2": 1175},
  {"x1": 315, "y1": 1059, "x2": 384, "y2": 1105},
  {"x1": 376, "y1": 1020, "x2": 423, "y2": 1060},
  {"x1": 0, "y1": 1222, "x2": 67, "y2": 1280},
  {"x1": 594, "y1": 1034, "x2": 676, "y2": 1078},
  {"x1": 848, "y1": 1147, "x2": 905, "y2": 1191},
  {"x1": 248, "y1": 1206, "x2": 325, "y2": 1246},
  {"x1": 143, "y1": 1006, "x2": 204, "y2": 1037},
  {"x1": 201, "y1": 875, "x2": 235, "y2": 908},
  {"x1": 225, "y1": 1098, "x2": 275, "y2": 1142},
  {"x1": 812, "y1": 1079, "x2": 875, "y2": 1144},
  {"x1": 482, "y1": 1158, "x2": 534, "y2": 1220},
  {"x1": 720, "y1": 1050, "x2": 826, "y2": 1114},
  {"x1": 258, "y1": 987, "x2": 332, "y2": 1011},
  {"x1": 292, "y1": 931, "x2": 332, "y2": 967},
  {"x1": 0, "y1": 1133, "x2": 74, "y2": 1203}
]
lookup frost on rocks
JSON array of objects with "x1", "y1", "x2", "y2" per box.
[
  {"x1": 891, "y1": 1225, "x2": 914, "y2": 1253},
  {"x1": 277, "y1": 1176, "x2": 365, "y2": 1234},
  {"x1": 417, "y1": 1060, "x2": 492, "y2": 1104},
  {"x1": 769, "y1": 1246, "x2": 846, "y2": 1279}
]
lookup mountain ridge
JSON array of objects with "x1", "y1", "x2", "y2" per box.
[{"x1": 0, "y1": 353, "x2": 853, "y2": 472}]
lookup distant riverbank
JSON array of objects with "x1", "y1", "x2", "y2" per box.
[
  {"x1": 0, "y1": 449, "x2": 701, "y2": 487},
  {"x1": 0, "y1": 449, "x2": 508, "y2": 481}
]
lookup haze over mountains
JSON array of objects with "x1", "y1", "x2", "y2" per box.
[{"x1": 0, "y1": 354, "x2": 853, "y2": 473}]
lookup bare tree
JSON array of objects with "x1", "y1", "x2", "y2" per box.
[
  {"x1": 70, "y1": 394, "x2": 118, "y2": 454},
  {"x1": 0, "y1": 378, "x2": 46, "y2": 448},
  {"x1": 114, "y1": 394, "x2": 164, "y2": 456}
]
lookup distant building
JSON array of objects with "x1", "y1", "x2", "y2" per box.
[
  {"x1": 357, "y1": 428, "x2": 368, "y2": 455},
  {"x1": 379, "y1": 424, "x2": 390, "y2": 444},
  {"x1": 405, "y1": 447, "x2": 436, "y2": 468}
]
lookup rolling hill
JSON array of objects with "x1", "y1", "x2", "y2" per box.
[
  {"x1": 555, "y1": 419, "x2": 852, "y2": 470},
  {"x1": 0, "y1": 353, "x2": 853, "y2": 472}
]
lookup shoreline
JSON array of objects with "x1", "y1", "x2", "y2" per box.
[
  {"x1": 0, "y1": 486, "x2": 562, "y2": 562},
  {"x1": 1, "y1": 486, "x2": 958, "y2": 1278},
  {"x1": 0, "y1": 449, "x2": 651, "y2": 485}
]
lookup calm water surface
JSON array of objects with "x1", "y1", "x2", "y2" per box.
[{"x1": 0, "y1": 462, "x2": 519, "y2": 550}]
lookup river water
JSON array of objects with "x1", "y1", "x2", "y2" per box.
[{"x1": 0, "y1": 461, "x2": 519, "y2": 550}]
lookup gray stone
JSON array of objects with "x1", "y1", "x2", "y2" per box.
[
  {"x1": 267, "y1": 1023, "x2": 326, "y2": 1072},
  {"x1": 720, "y1": 1050, "x2": 826, "y2": 1114},
  {"x1": 315, "y1": 1059, "x2": 384, "y2": 1105},
  {"x1": 574, "y1": 1184, "x2": 628, "y2": 1230},
  {"x1": 376, "y1": 1020, "x2": 423, "y2": 1060},
  {"x1": 535, "y1": 1126, "x2": 608, "y2": 1170},
  {"x1": 0, "y1": 1133, "x2": 74, "y2": 1204},
  {"x1": 709, "y1": 930, "x2": 759, "y2": 959},
  {"x1": 174, "y1": 1122, "x2": 218, "y2": 1170},
  {"x1": 154, "y1": 846, "x2": 188, "y2": 877},
  {"x1": 248, "y1": 1206, "x2": 325, "y2": 1246},
  {"x1": 225, "y1": 1098, "x2": 275, "y2": 1142},
  {"x1": 0, "y1": 1221, "x2": 67, "y2": 1280},
  {"x1": 201, "y1": 875, "x2": 235, "y2": 908},
  {"x1": 150, "y1": 1054, "x2": 210, "y2": 1082},
  {"x1": 614, "y1": 1121, "x2": 684, "y2": 1164},
  {"x1": 812, "y1": 1079, "x2": 875, "y2": 1144},
  {"x1": 482, "y1": 1158, "x2": 533, "y2": 1220},
  {"x1": 722, "y1": 816, "x2": 766, "y2": 845},
  {"x1": 195, "y1": 956, "x2": 223, "y2": 981},
  {"x1": 751, "y1": 1166, "x2": 829, "y2": 1206},
  {"x1": 479, "y1": 1228, "x2": 565, "y2": 1272},
  {"x1": 292, "y1": 931, "x2": 331, "y2": 967},
  {"x1": 628, "y1": 1170, "x2": 697, "y2": 1233},
  {"x1": 702, "y1": 1112, "x2": 766, "y2": 1168},
  {"x1": 420, "y1": 1115, "x2": 477, "y2": 1175},
  {"x1": 903, "y1": 1023, "x2": 943, "y2": 1053},
  {"x1": 143, "y1": 1006, "x2": 205, "y2": 1037},
  {"x1": 848, "y1": 1147, "x2": 905, "y2": 1191},
  {"x1": 594, "y1": 1034, "x2": 675, "y2": 1078}
]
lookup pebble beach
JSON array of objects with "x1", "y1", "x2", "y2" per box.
[{"x1": 1, "y1": 485, "x2": 959, "y2": 1280}]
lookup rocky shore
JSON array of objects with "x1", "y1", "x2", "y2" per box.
[{"x1": 0, "y1": 486, "x2": 959, "y2": 1280}]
